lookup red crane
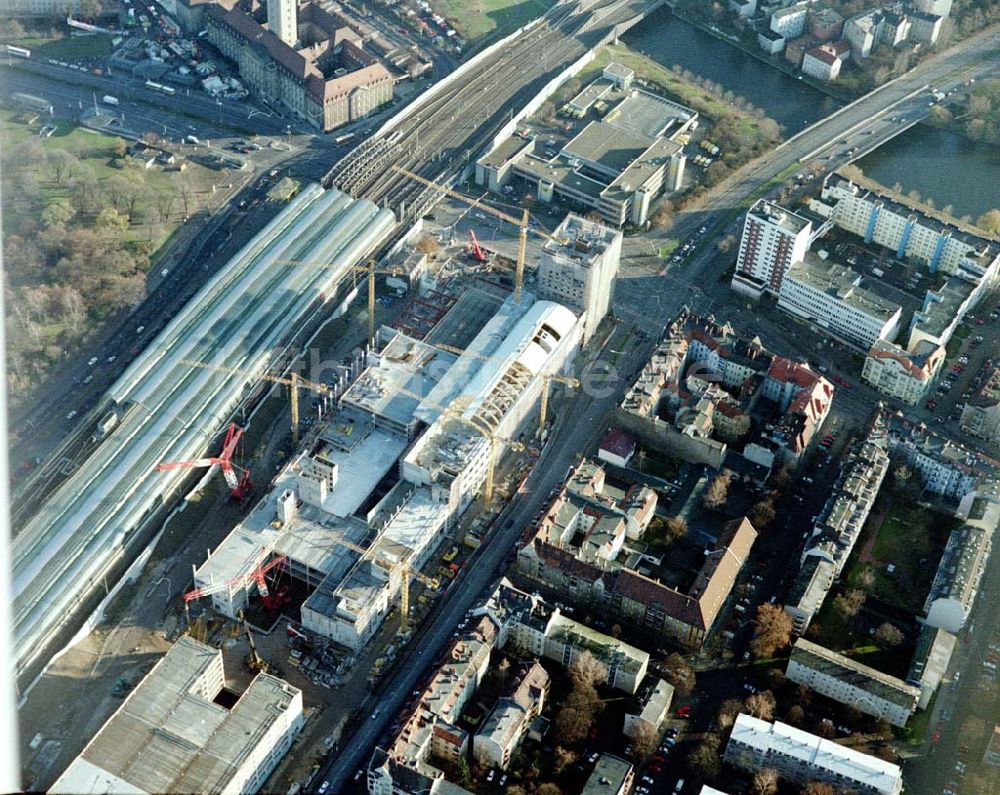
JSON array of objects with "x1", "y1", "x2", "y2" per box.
[
  {"x1": 182, "y1": 553, "x2": 289, "y2": 616},
  {"x1": 156, "y1": 421, "x2": 253, "y2": 501},
  {"x1": 467, "y1": 229, "x2": 488, "y2": 262}
]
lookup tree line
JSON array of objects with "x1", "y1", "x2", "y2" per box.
[{"x1": 2, "y1": 136, "x2": 192, "y2": 397}]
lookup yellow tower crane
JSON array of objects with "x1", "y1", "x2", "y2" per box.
[
  {"x1": 390, "y1": 165, "x2": 568, "y2": 304},
  {"x1": 293, "y1": 516, "x2": 439, "y2": 632},
  {"x1": 179, "y1": 358, "x2": 331, "y2": 447}
]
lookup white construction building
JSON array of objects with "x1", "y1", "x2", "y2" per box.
[
  {"x1": 537, "y1": 213, "x2": 622, "y2": 343},
  {"x1": 191, "y1": 295, "x2": 582, "y2": 651},
  {"x1": 51, "y1": 637, "x2": 304, "y2": 795}
]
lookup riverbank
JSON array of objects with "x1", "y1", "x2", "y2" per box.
[{"x1": 671, "y1": 8, "x2": 856, "y2": 104}]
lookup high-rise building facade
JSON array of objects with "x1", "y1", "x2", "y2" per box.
[
  {"x1": 538, "y1": 213, "x2": 622, "y2": 343},
  {"x1": 268, "y1": 0, "x2": 298, "y2": 47},
  {"x1": 732, "y1": 199, "x2": 813, "y2": 298}
]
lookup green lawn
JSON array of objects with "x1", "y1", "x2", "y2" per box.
[
  {"x1": 844, "y1": 501, "x2": 958, "y2": 613},
  {"x1": 658, "y1": 239, "x2": 679, "y2": 258},
  {"x1": 436, "y1": 0, "x2": 556, "y2": 43},
  {"x1": 22, "y1": 34, "x2": 113, "y2": 61},
  {"x1": 577, "y1": 45, "x2": 735, "y2": 120},
  {"x1": 2, "y1": 110, "x2": 219, "y2": 247}
]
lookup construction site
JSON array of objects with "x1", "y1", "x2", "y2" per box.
[{"x1": 15, "y1": 161, "x2": 610, "y2": 790}]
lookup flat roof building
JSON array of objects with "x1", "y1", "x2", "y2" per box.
[
  {"x1": 538, "y1": 213, "x2": 622, "y2": 343},
  {"x1": 51, "y1": 637, "x2": 303, "y2": 795},
  {"x1": 786, "y1": 639, "x2": 920, "y2": 727},
  {"x1": 778, "y1": 255, "x2": 902, "y2": 350},
  {"x1": 724, "y1": 714, "x2": 903, "y2": 795},
  {"x1": 476, "y1": 87, "x2": 695, "y2": 227},
  {"x1": 582, "y1": 754, "x2": 633, "y2": 795}
]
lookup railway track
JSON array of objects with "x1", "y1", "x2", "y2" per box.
[{"x1": 329, "y1": 0, "x2": 657, "y2": 221}]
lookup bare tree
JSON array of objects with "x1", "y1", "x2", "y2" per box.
[
  {"x1": 749, "y1": 499, "x2": 777, "y2": 529},
  {"x1": 874, "y1": 622, "x2": 905, "y2": 649},
  {"x1": 46, "y1": 150, "x2": 79, "y2": 184},
  {"x1": 689, "y1": 733, "x2": 722, "y2": 779},
  {"x1": 703, "y1": 470, "x2": 732, "y2": 510},
  {"x1": 716, "y1": 698, "x2": 744, "y2": 730},
  {"x1": 569, "y1": 650, "x2": 608, "y2": 689},
  {"x1": 786, "y1": 704, "x2": 805, "y2": 726},
  {"x1": 832, "y1": 589, "x2": 866, "y2": 621},
  {"x1": 801, "y1": 782, "x2": 834, "y2": 795},
  {"x1": 750, "y1": 604, "x2": 792, "y2": 659},
  {"x1": 630, "y1": 722, "x2": 658, "y2": 761},
  {"x1": 751, "y1": 768, "x2": 779, "y2": 795},
  {"x1": 664, "y1": 516, "x2": 688, "y2": 544},
  {"x1": 744, "y1": 690, "x2": 777, "y2": 721},
  {"x1": 662, "y1": 652, "x2": 696, "y2": 696}
]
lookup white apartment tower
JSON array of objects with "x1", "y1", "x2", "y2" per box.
[
  {"x1": 268, "y1": 0, "x2": 298, "y2": 47},
  {"x1": 732, "y1": 199, "x2": 813, "y2": 298},
  {"x1": 538, "y1": 213, "x2": 622, "y2": 343}
]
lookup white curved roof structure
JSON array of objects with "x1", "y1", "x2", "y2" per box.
[{"x1": 13, "y1": 185, "x2": 395, "y2": 678}]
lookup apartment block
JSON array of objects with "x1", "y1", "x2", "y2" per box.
[
  {"x1": 924, "y1": 497, "x2": 999, "y2": 632},
  {"x1": 785, "y1": 414, "x2": 891, "y2": 632},
  {"x1": 961, "y1": 366, "x2": 1000, "y2": 442},
  {"x1": 474, "y1": 662, "x2": 549, "y2": 769},
  {"x1": 724, "y1": 714, "x2": 903, "y2": 795},
  {"x1": 786, "y1": 639, "x2": 920, "y2": 727},
  {"x1": 206, "y1": 2, "x2": 393, "y2": 132},
  {"x1": 732, "y1": 199, "x2": 813, "y2": 297},
  {"x1": 369, "y1": 580, "x2": 646, "y2": 793},
  {"x1": 862, "y1": 339, "x2": 945, "y2": 405},
  {"x1": 770, "y1": 3, "x2": 810, "y2": 38},
  {"x1": 884, "y1": 409, "x2": 998, "y2": 500},
  {"x1": 582, "y1": 755, "x2": 634, "y2": 795},
  {"x1": 815, "y1": 174, "x2": 999, "y2": 278},
  {"x1": 538, "y1": 213, "x2": 623, "y2": 343},
  {"x1": 624, "y1": 677, "x2": 674, "y2": 738},
  {"x1": 778, "y1": 256, "x2": 902, "y2": 350},
  {"x1": 802, "y1": 42, "x2": 850, "y2": 80},
  {"x1": 517, "y1": 467, "x2": 757, "y2": 649}
]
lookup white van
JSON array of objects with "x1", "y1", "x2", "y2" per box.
[{"x1": 674, "y1": 779, "x2": 686, "y2": 793}]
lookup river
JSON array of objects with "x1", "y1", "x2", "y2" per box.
[
  {"x1": 622, "y1": 8, "x2": 998, "y2": 221},
  {"x1": 856, "y1": 125, "x2": 1000, "y2": 220},
  {"x1": 622, "y1": 6, "x2": 841, "y2": 135}
]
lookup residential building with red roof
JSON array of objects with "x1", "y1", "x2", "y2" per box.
[
  {"x1": 862, "y1": 338, "x2": 945, "y2": 405},
  {"x1": 206, "y1": 1, "x2": 393, "y2": 132}
]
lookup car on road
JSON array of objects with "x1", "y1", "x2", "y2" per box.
[
  {"x1": 136, "y1": 325, "x2": 145, "y2": 334},
  {"x1": 371, "y1": 707, "x2": 380, "y2": 720},
  {"x1": 317, "y1": 783, "x2": 329, "y2": 795},
  {"x1": 107, "y1": 355, "x2": 117, "y2": 363},
  {"x1": 486, "y1": 769, "x2": 495, "y2": 783},
  {"x1": 66, "y1": 410, "x2": 77, "y2": 421},
  {"x1": 88, "y1": 356, "x2": 99, "y2": 366}
]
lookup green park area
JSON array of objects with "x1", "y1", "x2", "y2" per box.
[
  {"x1": 435, "y1": 0, "x2": 556, "y2": 42},
  {"x1": 844, "y1": 501, "x2": 957, "y2": 614},
  {"x1": 21, "y1": 33, "x2": 114, "y2": 61},
  {"x1": 1, "y1": 110, "x2": 219, "y2": 402}
]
